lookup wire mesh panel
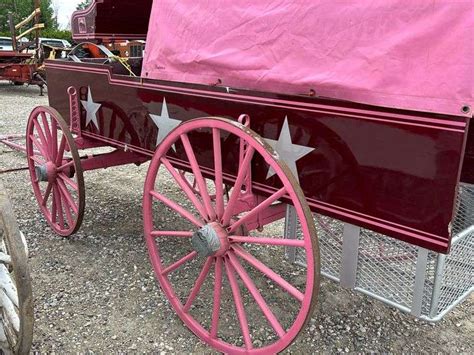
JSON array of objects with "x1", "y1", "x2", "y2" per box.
[
  {"x1": 315, "y1": 215, "x2": 344, "y2": 280},
  {"x1": 431, "y1": 226, "x2": 474, "y2": 318},
  {"x1": 355, "y1": 230, "x2": 420, "y2": 309},
  {"x1": 284, "y1": 183, "x2": 473, "y2": 321},
  {"x1": 452, "y1": 184, "x2": 474, "y2": 235}
]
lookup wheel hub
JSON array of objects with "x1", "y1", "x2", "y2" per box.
[
  {"x1": 35, "y1": 162, "x2": 57, "y2": 183},
  {"x1": 191, "y1": 222, "x2": 229, "y2": 257}
]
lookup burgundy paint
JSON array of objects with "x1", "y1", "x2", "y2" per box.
[
  {"x1": 45, "y1": 60, "x2": 471, "y2": 253},
  {"x1": 71, "y1": 0, "x2": 152, "y2": 42}
]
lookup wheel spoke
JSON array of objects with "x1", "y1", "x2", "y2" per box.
[
  {"x1": 54, "y1": 185, "x2": 64, "y2": 229},
  {"x1": 60, "y1": 191, "x2": 74, "y2": 226},
  {"x1": 183, "y1": 258, "x2": 213, "y2": 312},
  {"x1": 51, "y1": 119, "x2": 58, "y2": 161},
  {"x1": 228, "y1": 187, "x2": 287, "y2": 234},
  {"x1": 51, "y1": 185, "x2": 58, "y2": 224},
  {"x1": 57, "y1": 179, "x2": 79, "y2": 214},
  {"x1": 221, "y1": 147, "x2": 255, "y2": 226},
  {"x1": 232, "y1": 245, "x2": 304, "y2": 302},
  {"x1": 229, "y1": 236, "x2": 305, "y2": 247},
  {"x1": 40, "y1": 112, "x2": 52, "y2": 142},
  {"x1": 55, "y1": 135, "x2": 67, "y2": 166},
  {"x1": 224, "y1": 257, "x2": 253, "y2": 350},
  {"x1": 162, "y1": 251, "x2": 198, "y2": 276},
  {"x1": 0, "y1": 252, "x2": 12, "y2": 265},
  {"x1": 227, "y1": 251, "x2": 286, "y2": 338},
  {"x1": 30, "y1": 134, "x2": 49, "y2": 159},
  {"x1": 30, "y1": 154, "x2": 46, "y2": 165},
  {"x1": 213, "y1": 128, "x2": 224, "y2": 219},
  {"x1": 210, "y1": 256, "x2": 223, "y2": 339},
  {"x1": 0, "y1": 286, "x2": 20, "y2": 333},
  {"x1": 57, "y1": 160, "x2": 75, "y2": 173},
  {"x1": 161, "y1": 158, "x2": 209, "y2": 221},
  {"x1": 150, "y1": 190, "x2": 204, "y2": 227},
  {"x1": 58, "y1": 173, "x2": 78, "y2": 191},
  {"x1": 32, "y1": 119, "x2": 48, "y2": 151},
  {"x1": 41, "y1": 182, "x2": 53, "y2": 207},
  {"x1": 40, "y1": 112, "x2": 53, "y2": 158},
  {"x1": 150, "y1": 231, "x2": 193, "y2": 238},
  {"x1": 180, "y1": 134, "x2": 216, "y2": 221}
]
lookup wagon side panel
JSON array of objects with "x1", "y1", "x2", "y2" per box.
[{"x1": 45, "y1": 62, "x2": 469, "y2": 253}]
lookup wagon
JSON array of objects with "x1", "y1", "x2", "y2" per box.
[
  {"x1": 0, "y1": 1, "x2": 46, "y2": 92},
  {"x1": 25, "y1": 1, "x2": 473, "y2": 353}
]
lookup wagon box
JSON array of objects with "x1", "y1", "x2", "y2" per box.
[{"x1": 25, "y1": 0, "x2": 473, "y2": 353}]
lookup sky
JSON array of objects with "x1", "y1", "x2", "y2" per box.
[{"x1": 54, "y1": 0, "x2": 83, "y2": 29}]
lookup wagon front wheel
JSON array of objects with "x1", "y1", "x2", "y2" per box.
[
  {"x1": 26, "y1": 106, "x2": 85, "y2": 236},
  {"x1": 143, "y1": 117, "x2": 320, "y2": 354}
]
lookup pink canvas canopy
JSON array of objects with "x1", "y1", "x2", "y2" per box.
[{"x1": 142, "y1": 0, "x2": 473, "y2": 117}]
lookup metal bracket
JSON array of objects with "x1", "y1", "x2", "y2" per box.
[{"x1": 68, "y1": 86, "x2": 82, "y2": 138}]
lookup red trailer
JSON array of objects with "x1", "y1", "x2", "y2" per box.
[
  {"x1": 0, "y1": 51, "x2": 45, "y2": 87},
  {"x1": 25, "y1": 0, "x2": 473, "y2": 353},
  {"x1": 0, "y1": 1, "x2": 46, "y2": 91}
]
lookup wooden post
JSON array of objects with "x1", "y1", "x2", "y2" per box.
[
  {"x1": 8, "y1": 13, "x2": 18, "y2": 52},
  {"x1": 34, "y1": 0, "x2": 41, "y2": 59}
]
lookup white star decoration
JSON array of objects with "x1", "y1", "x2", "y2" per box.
[
  {"x1": 149, "y1": 98, "x2": 182, "y2": 148},
  {"x1": 80, "y1": 86, "x2": 101, "y2": 130},
  {"x1": 264, "y1": 117, "x2": 315, "y2": 183}
]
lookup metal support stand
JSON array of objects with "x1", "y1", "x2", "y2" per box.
[
  {"x1": 284, "y1": 205, "x2": 298, "y2": 262},
  {"x1": 411, "y1": 247, "x2": 429, "y2": 317},
  {"x1": 340, "y1": 223, "x2": 361, "y2": 289}
]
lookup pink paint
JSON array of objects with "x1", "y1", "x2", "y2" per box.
[
  {"x1": 143, "y1": 0, "x2": 473, "y2": 116},
  {"x1": 142, "y1": 117, "x2": 319, "y2": 353}
]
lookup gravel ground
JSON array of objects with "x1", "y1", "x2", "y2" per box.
[{"x1": 0, "y1": 81, "x2": 473, "y2": 353}]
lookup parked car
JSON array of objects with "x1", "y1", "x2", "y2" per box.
[
  {"x1": 0, "y1": 37, "x2": 33, "y2": 52},
  {"x1": 38, "y1": 38, "x2": 72, "y2": 48},
  {"x1": 0, "y1": 37, "x2": 13, "y2": 51}
]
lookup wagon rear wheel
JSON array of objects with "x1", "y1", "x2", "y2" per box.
[
  {"x1": 0, "y1": 185, "x2": 33, "y2": 354},
  {"x1": 26, "y1": 106, "x2": 85, "y2": 236},
  {"x1": 143, "y1": 117, "x2": 320, "y2": 354}
]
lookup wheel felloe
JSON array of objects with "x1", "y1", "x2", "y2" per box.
[
  {"x1": 143, "y1": 117, "x2": 320, "y2": 354},
  {"x1": 26, "y1": 106, "x2": 85, "y2": 237}
]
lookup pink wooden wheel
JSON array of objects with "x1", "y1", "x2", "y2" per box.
[
  {"x1": 143, "y1": 117, "x2": 320, "y2": 354},
  {"x1": 26, "y1": 106, "x2": 85, "y2": 236}
]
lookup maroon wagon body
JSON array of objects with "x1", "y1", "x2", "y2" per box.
[
  {"x1": 45, "y1": 59, "x2": 472, "y2": 254},
  {"x1": 39, "y1": 0, "x2": 472, "y2": 255}
]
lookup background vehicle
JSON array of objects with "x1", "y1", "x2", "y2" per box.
[
  {"x1": 0, "y1": 37, "x2": 30, "y2": 52},
  {"x1": 37, "y1": 38, "x2": 72, "y2": 49}
]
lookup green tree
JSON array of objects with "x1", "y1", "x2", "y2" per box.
[
  {"x1": 76, "y1": 0, "x2": 92, "y2": 11},
  {"x1": 0, "y1": 0, "x2": 57, "y2": 35}
]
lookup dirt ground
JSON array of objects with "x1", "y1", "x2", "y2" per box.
[{"x1": 0, "y1": 82, "x2": 472, "y2": 353}]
